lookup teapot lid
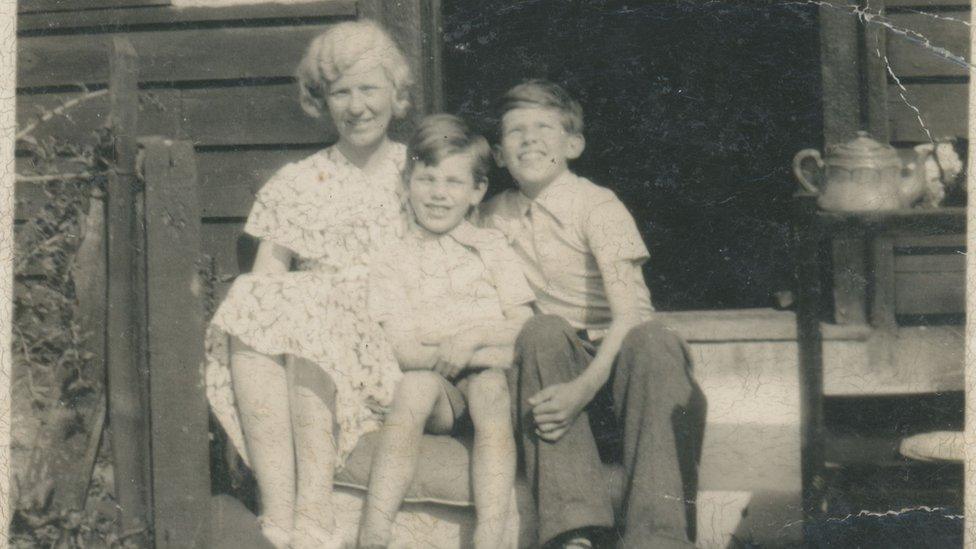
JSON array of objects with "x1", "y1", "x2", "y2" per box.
[{"x1": 828, "y1": 130, "x2": 900, "y2": 168}]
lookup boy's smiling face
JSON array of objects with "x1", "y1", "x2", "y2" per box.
[
  {"x1": 496, "y1": 106, "x2": 585, "y2": 196},
  {"x1": 409, "y1": 152, "x2": 487, "y2": 235}
]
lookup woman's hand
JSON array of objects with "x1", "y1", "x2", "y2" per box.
[{"x1": 432, "y1": 331, "x2": 480, "y2": 380}]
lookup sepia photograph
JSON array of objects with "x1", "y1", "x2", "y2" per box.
[{"x1": 5, "y1": 0, "x2": 972, "y2": 547}]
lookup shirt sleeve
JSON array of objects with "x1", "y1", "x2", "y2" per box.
[
  {"x1": 368, "y1": 245, "x2": 416, "y2": 331},
  {"x1": 481, "y1": 231, "x2": 535, "y2": 312},
  {"x1": 583, "y1": 197, "x2": 650, "y2": 267},
  {"x1": 243, "y1": 163, "x2": 299, "y2": 242}
]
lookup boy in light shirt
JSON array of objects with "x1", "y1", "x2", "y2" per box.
[
  {"x1": 359, "y1": 114, "x2": 534, "y2": 549},
  {"x1": 481, "y1": 80, "x2": 705, "y2": 549}
]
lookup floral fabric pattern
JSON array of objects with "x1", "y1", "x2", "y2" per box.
[{"x1": 205, "y1": 144, "x2": 407, "y2": 467}]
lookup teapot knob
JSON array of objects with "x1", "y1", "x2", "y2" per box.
[{"x1": 793, "y1": 148, "x2": 824, "y2": 195}]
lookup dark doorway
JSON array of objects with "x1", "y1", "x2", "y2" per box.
[{"x1": 442, "y1": 0, "x2": 823, "y2": 310}]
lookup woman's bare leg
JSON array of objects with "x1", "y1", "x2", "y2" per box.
[
  {"x1": 358, "y1": 371, "x2": 455, "y2": 547},
  {"x1": 229, "y1": 338, "x2": 293, "y2": 548},
  {"x1": 288, "y1": 356, "x2": 341, "y2": 548},
  {"x1": 466, "y1": 369, "x2": 516, "y2": 549}
]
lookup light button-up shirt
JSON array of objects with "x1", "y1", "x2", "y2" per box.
[{"x1": 481, "y1": 171, "x2": 654, "y2": 331}]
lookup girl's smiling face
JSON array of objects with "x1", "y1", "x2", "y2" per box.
[{"x1": 327, "y1": 62, "x2": 397, "y2": 153}]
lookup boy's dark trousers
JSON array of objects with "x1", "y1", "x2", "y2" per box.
[{"x1": 513, "y1": 315, "x2": 706, "y2": 549}]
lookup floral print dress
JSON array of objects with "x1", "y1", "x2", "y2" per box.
[{"x1": 205, "y1": 144, "x2": 406, "y2": 468}]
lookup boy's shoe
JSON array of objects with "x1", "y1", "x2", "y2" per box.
[{"x1": 562, "y1": 538, "x2": 594, "y2": 549}]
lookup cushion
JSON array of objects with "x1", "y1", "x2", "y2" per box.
[
  {"x1": 336, "y1": 431, "x2": 477, "y2": 506},
  {"x1": 336, "y1": 431, "x2": 626, "y2": 510}
]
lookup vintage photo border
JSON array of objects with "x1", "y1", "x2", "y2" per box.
[{"x1": 0, "y1": 3, "x2": 973, "y2": 547}]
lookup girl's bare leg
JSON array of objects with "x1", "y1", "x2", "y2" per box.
[
  {"x1": 229, "y1": 338, "x2": 294, "y2": 548},
  {"x1": 466, "y1": 369, "x2": 516, "y2": 549},
  {"x1": 288, "y1": 356, "x2": 342, "y2": 548},
  {"x1": 358, "y1": 371, "x2": 455, "y2": 548}
]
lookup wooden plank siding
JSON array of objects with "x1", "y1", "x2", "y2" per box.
[
  {"x1": 15, "y1": 1, "x2": 372, "y2": 283},
  {"x1": 19, "y1": 0, "x2": 170, "y2": 14},
  {"x1": 882, "y1": 6, "x2": 971, "y2": 143},
  {"x1": 17, "y1": 1, "x2": 355, "y2": 31},
  {"x1": 18, "y1": 26, "x2": 338, "y2": 89}
]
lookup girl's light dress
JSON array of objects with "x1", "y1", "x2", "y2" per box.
[{"x1": 205, "y1": 144, "x2": 406, "y2": 467}]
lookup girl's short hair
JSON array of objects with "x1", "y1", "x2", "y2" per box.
[
  {"x1": 496, "y1": 79, "x2": 584, "y2": 136},
  {"x1": 407, "y1": 114, "x2": 492, "y2": 185},
  {"x1": 296, "y1": 20, "x2": 413, "y2": 119}
]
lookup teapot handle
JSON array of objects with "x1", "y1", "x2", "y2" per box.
[{"x1": 792, "y1": 149, "x2": 824, "y2": 195}]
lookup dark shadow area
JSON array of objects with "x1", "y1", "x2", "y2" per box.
[{"x1": 443, "y1": 0, "x2": 823, "y2": 310}]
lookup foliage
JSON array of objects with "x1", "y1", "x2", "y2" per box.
[{"x1": 10, "y1": 103, "x2": 140, "y2": 547}]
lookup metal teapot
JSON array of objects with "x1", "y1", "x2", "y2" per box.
[{"x1": 793, "y1": 131, "x2": 933, "y2": 211}]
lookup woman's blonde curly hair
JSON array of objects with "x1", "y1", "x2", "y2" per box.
[{"x1": 296, "y1": 20, "x2": 414, "y2": 120}]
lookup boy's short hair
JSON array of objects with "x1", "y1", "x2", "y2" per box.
[
  {"x1": 296, "y1": 20, "x2": 413, "y2": 120},
  {"x1": 407, "y1": 114, "x2": 492, "y2": 185},
  {"x1": 496, "y1": 79, "x2": 585, "y2": 136}
]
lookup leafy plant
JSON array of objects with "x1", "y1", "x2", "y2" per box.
[{"x1": 11, "y1": 91, "x2": 143, "y2": 548}]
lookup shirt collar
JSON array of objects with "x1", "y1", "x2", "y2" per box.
[
  {"x1": 407, "y1": 218, "x2": 478, "y2": 247},
  {"x1": 520, "y1": 170, "x2": 578, "y2": 226}
]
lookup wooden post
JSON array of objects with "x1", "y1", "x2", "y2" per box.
[
  {"x1": 106, "y1": 36, "x2": 152, "y2": 539},
  {"x1": 141, "y1": 138, "x2": 209, "y2": 548},
  {"x1": 861, "y1": 0, "x2": 889, "y2": 140},
  {"x1": 359, "y1": 0, "x2": 444, "y2": 138},
  {"x1": 793, "y1": 194, "x2": 826, "y2": 541},
  {"x1": 868, "y1": 237, "x2": 897, "y2": 329},
  {"x1": 819, "y1": 0, "x2": 861, "y2": 146},
  {"x1": 831, "y1": 238, "x2": 868, "y2": 324}
]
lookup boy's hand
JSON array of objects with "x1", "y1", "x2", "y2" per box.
[
  {"x1": 528, "y1": 380, "x2": 592, "y2": 442},
  {"x1": 433, "y1": 332, "x2": 480, "y2": 380}
]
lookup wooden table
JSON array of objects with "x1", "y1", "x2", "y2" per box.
[{"x1": 791, "y1": 194, "x2": 965, "y2": 539}]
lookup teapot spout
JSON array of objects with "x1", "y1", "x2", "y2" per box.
[{"x1": 899, "y1": 144, "x2": 935, "y2": 207}]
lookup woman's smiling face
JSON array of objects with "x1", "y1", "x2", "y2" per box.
[{"x1": 327, "y1": 62, "x2": 397, "y2": 153}]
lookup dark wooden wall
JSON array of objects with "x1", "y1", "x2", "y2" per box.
[
  {"x1": 884, "y1": 0, "x2": 970, "y2": 144},
  {"x1": 883, "y1": 0, "x2": 968, "y2": 318},
  {"x1": 15, "y1": 0, "x2": 440, "y2": 295},
  {"x1": 819, "y1": 0, "x2": 968, "y2": 322},
  {"x1": 821, "y1": 0, "x2": 970, "y2": 144}
]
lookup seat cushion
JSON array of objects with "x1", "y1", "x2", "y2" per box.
[
  {"x1": 336, "y1": 431, "x2": 626, "y2": 509},
  {"x1": 336, "y1": 431, "x2": 477, "y2": 506}
]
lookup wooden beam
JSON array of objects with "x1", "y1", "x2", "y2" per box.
[
  {"x1": 819, "y1": 0, "x2": 862, "y2": 146},
  {"x1": 792, "y1": 195, "x2": 827, "y2": 536},
  {"x1": 141, "y1": 138, "x2": 209, "y2": 548},
  {"x1": 105, "y1": 36, "x2": 152, "y2": 541},
  {"x1": 359, "y1": 0, "x2": 444, "y2": 139},
  {"x1": 19, "y1": 0, "x2": 169, "y2": 14},
  {"x1": 831, "y1": 238, "x2": 869, "y2": 324},
  {"x1": 886, "y1": 10, "x2": 971, "y2": 78},
  {"x1": 869, "y1": 237, "x2": 898, "y2": 329},
  {"x1": 17, "y1": 1, "x2": 355, "y2": 33},
  {"x1": 888, "y1": 82, "x2": 969, "y2": 142},
  {"x1": 862, "y1": 0, "x2": 889, "y2": 140},
  {"x1": 19, "y1": 25, "x2": 333, "y2": 89},
  {"x1": 64, "y1": 192, "x2": 109, "y2": 509}
]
